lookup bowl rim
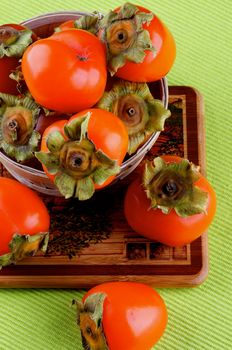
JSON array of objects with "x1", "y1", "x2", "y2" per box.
[{"x1": 21, "y1": 10, "x2": 95, "y2": 27}]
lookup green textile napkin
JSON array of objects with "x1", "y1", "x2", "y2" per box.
[{"x1": 0, "y1": 0, "x2": 231, "y2": 349}]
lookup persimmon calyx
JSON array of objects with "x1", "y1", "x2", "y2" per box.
[
  {"x1": 99, "y1": 2, "x2": 155, "y2": 75},
  {"x1": 0, "y1": 27, "x2": 33, "y2": 58},
  {"x1": 98, "y1": 81, "x2": 170, "y2": 154},
  {"x1": 0, "y1": 93, "x2": 41, "y2": 162},
  {"x1": 9, "y1": 65, "x2": 29, "y2": 95},
  {"x1": 143, "y1": 157, "x2": 209, "y2": 217},
  {"x1": 35, "y1": 113, "x2": 120, "y2": 200},
  {"x1": 0, "y1": 232, "x2": 49, "y2": 268},
  {"x1": 72, "y1": 293, "x2": 109, "y2": 350},
  {"x1": 73, "y1": 12, "x2": 103, "y2": 35}
]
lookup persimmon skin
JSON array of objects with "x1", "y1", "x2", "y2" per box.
[
  {"x1": 40, "y1": 109, "x2": 128, "y2": 188},
  {"x1": 70, "y1": 108, "x2": 129, "y2": 165},
  {"x1": 0, "y1": 178, "x2": 50, "y2": 255},
  {"x1": 113, "y1": 5, "x2": 176, "y2": 82},
  {"x1": 22, "y1": 29, "x2": 107, "y2": 113},
  {"x1": 0, "y1": 23, "x2": 35, "y2": 95},
  {"x1": 124, "y1": 156, "x2": 217, "y2": 246},
  {"x1": 58, "y1": 20, "x2": 75, "y2": 31},
  {"x1": 83, "y1": 282, "x2": 168, "y2": 350}
]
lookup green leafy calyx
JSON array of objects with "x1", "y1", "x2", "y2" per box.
[
  {"x1": 0, "y1": 232, "x2": 49, "y2": 268},
  {"x1": 35, "y1": 113, "x2": 120, "y2": 200},
  {"x1": 143, "y1": 157, "x2": 209, "y2": 217},
  {"x1": 97, "y1": 81, "x2": 170, "y2": 155},
  {"x1": 73, "y1": 12, "x2": 103, "y2": 35},
  {"x1": 99, "y1": 2, "x2": 155, "y2": 75},
  {"x1": 0, "y1": 93, "x2": 41, "y2": 162},
  {"x1": 72, "y1": 293, "x2": 109, "y2": 350},
  {"x1": 0, "y1": 27, "x2": 33, "y2": 58}
]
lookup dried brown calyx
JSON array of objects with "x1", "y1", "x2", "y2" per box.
[
  {"x1": 0, "y1": 93, "x2": 41, "y2": 162},
  {"x1": 97, "y1": 81, "x2": 170, "y2": 155},
  {"x1": 143, "y1": 157, "x2": 209, "y2": 217},
  {"x1": 35, "y1": 113, "x2": 120, "y2": 200},
  {"x1": 72, "y1": 293, "x2": 109, "y2": 350},
  {"x1": 0, "y1": 26, "x2": 33, "y2": 58},
  {"x1": 99, "y1": 2, "x2": 155, "y2": 75}
]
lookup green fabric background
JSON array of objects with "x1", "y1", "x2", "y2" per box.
[{"x1": 0, "y1": 0, "x2": 231, "y2": 349}]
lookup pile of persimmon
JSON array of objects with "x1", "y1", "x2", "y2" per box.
[
  {"x1": 0, "y1": 2, "x2": 175, "y2": 200},
  {"x1": 0, "y1": 0, "x2": 216, "y2": 269}
]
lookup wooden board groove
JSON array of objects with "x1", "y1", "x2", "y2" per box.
[{"x1": 0, "y1": 86, "x2": 208, "y2": 288}]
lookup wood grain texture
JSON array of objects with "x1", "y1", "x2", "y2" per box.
[{"x1": 0, "y1": 86, "x2": 208, "y2": 288}]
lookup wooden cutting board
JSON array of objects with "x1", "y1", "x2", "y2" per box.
[{"x1": 0, "y1": 86, "x2": 208, "y2": 288}]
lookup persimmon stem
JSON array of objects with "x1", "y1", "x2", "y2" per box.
[
  {"x1": 127, "y1": 107, "x2": 136, "y2": 117},
  {"x1": 71, "y1": 154, "x2": 84, "y2": 168},
  {"x1": 77, "y1": 55, "x2": 88, "y2": 61},
  {"x1": 8, "y1": 119, "x2": 18, "y2": 130},
  {"x1": 161, "y1": 180, "x2": 178, "y2": 197},
  {"x1": 7, "y1": 119, "x2": 18, "y2": 141},
  {"x1": 117, "y1": 30, "x2": 128, "y2": 43}
]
